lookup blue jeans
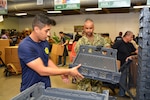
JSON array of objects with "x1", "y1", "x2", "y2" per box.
[{"x1": 119, "y1": 68, "x2": 128, "y2": 96}]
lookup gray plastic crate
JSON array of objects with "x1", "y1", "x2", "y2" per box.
[
  {"x1": 139, "y1": 21, "x2": 150, "y2": 28},
  {"x1": 138, "y1": 63, "x2": 150, "y2": 72},
  {"x1": 138, "y1": 47, "x2": 150, "y2": 58},
  {"x1": 137, "y1": 81, "x2": 150, "y2": 90},
  {"x1": 138, "y1": 38, "x2": 150, "y2": 49},
  {"x1": 139, "y1": 7, "x2": 150, "y2": 19},
  {"x1": 136, "y1": 89, "x2": 150, "y2": 100},
  {"x1": 139, "y1": 28, "x2": 150, "y2": 39},
  {"x1": 69, "y1": 45, "x2": 121, "y2": 84},
  {"x1": 137, "y1": 70, "x2": 150, "y2": 82},
  {"x1": 140, "y1": 15, "x2": 150, "y2": 23},
  {"x1": 138, "y1": 28, "x2": 150, "y2": 39},
  {"x1": 11, "y1": 82, "x2": 116, "y2": 100}
]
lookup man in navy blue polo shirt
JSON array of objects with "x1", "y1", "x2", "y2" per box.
[{"x1": 18, "y1": 13, "x2": 84, "y2": 92}]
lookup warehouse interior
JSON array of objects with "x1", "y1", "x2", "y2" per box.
[{"x1": 0, "y1": 0, "x2": 149, "y2": 100}]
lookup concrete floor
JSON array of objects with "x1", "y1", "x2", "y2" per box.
[{"x1": 0, "y1": 56, "x2": 135, "y2": 100}]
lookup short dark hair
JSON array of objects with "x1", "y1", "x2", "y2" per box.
[
  {"x1": 119, "y1": 32, "x2": 123, "y2": 36},
  {"x1": 59, "y1": 31, "x2": 64, "y2": 34},
  {"x1": 123, "y1": 31, "x2": 133, "y2": 37},
  {"x1": 32, "y1": 13, "x2": 56, "y2": 30},
  {"x1": 84, "y1": 18, "x2": 94, "y2": 23}
]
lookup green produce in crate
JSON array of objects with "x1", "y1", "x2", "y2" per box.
[{"x1": 52, "y1": 32, "x2": 60, "y2": 43}]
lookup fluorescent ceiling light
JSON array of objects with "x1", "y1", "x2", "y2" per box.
[
  {"x1": 133, "y1": 5, "x2": 150, "y2": 9},
  {"x1": 85, "y1": 8, "x2": 102, "y2": 11},
  {"x1": 47, "y1": 11, "x2": 62, "y2": 13},
  {"x1": 15, "y1": 13, "x2": 27, "y2": 16}
]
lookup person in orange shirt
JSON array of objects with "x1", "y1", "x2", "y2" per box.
[{"x1": 70, "y1": 33, "x2": 82, "y2": 62}]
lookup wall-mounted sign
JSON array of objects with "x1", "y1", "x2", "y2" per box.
[
  {"x1": 0, "y1": 0, "x2": 7, "y2": 14},
  {"x1": 54, "y1": 0, "x2": 80, "y2": 10},
  {"x1": 98, "y1": 0, "x2": 130, "y2": 8},
  {"x1": 74, "y1": 25, "x2": 83, "y2": 32},
  {"x1": 147, "y1": 0, "x2": 150, "y2": 5}
]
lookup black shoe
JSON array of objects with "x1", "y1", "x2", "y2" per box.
[
  {"x1": 118, "y1": 95, "x2": 130, "y2": 98},
  {"x1": 62, "y1": 64, "x2": 66, "y2": 66},
  {"x1": 57, "y1": 64, "x2": 63, "y2": 67},
  {"x1": 123, "y1": 95, "x2": 130, "y2": 98}
]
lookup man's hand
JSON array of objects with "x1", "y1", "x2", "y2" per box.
[
  {"x1": 61, "y1": 75, "x2": 70, "y2": 83},
  {"x1": 69, "y1": 64, "x2": 84, "y2": 80},
  {"x1": 126, "y1": 55, "x2": 137, "y2": 62}
]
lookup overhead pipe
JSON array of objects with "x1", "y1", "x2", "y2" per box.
[
  {"x1": 8, "y1": 0, "x2": 98, "y2": 12},
  {"x1": 7, "y1": 0, "x2": 146, "y2": 12}
]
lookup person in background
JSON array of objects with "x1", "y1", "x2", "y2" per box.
[
  {"x1": 57, "y1": 31, "x2": 69, "y2": 66},
  {"x1": 1, "y1": 30, "x2": 9, "y2": 39},
  {"x1": 18, "y1": 13, "x2": 84, "y2": 92},
  {"x1": 130, "y1": 35, "x2": 138, "y2": 50},
  {"x1": 74, "y1": 32, "x2": 82, "y2": 40},
  {"x1": 1, "y1": 30, "x2": 14, "y2": 45},
  {"x1": 70, "y1": 34, "x2": 82, "y2": 84},
  {"x1": 114, "y1": 31, "x2": 123, "y2": 42},
  {"x1": 103, "y1": 33, "x2": 113, "y2": 47},
  {"x1": 75, "y1": 18, "x2": 105, "y2": 93},
  {"x1": 112, "y1": 31, "x2": 138, "y2": 98},
  {"x1": 70, "y1": 33, "x2": 82, "y2": 62}
]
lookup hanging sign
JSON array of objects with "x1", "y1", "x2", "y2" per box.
[
  {"x1": 37, "y1": 0, "x2": 43, "y2": 5},
  {"x1": 147, "y1": 0, "x2": 150, "y2": 5},
  {"x1": 98, "y1": 0, "x2": 131, "y2": 8},
  {"x1": 0, "y1": 0, "x2": 7, "y2": 14},
  {"x1": 54, "y1": 0, "x2": 80, "y2": 10}
]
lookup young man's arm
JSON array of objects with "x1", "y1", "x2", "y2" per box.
[{"x1": 27, "y1": 57, "x2": 84, "y2": 80}]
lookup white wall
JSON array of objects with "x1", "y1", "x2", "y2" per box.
[
  {"x1": 18, "y1": 12, "x2": 140, "y2": 41},
  {"x1": 0, "y1": 17, "x2": 19, "y2": 31}
]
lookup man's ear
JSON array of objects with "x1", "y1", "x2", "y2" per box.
[{"x1": 34, "y1": 26, "x2": 39, "y2": 33}]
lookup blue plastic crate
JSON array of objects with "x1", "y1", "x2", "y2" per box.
[
  {"x1": 11, "y1": 82, "x2": 116, "y2": 100},
  {"x1": 69, "y1": 45, "x2": 121, "y2": 84}
]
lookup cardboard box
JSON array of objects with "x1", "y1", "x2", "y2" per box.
[
  {"x1": 51, "y1": 44, "x2": 64, "y2": 56},
  {"x1": 0, "y1": 39, "x2": 9, "y2": 46},
  {"x1": 50, "y1": 53, "x2": 58, "y2": 64},
  {"x1": 0, "y1": 39, "x2": 10, "y2": 63},
  {"x1": 5, "y1": 46, "x2": 20, "y2": 63},
  {"x1": 5, "y1": 46, "x2": 21, "y2": 73}
]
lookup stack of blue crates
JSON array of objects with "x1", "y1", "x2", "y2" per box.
[{"x1": 136, "y1": 7, "x2": 150, "y2": 100}]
